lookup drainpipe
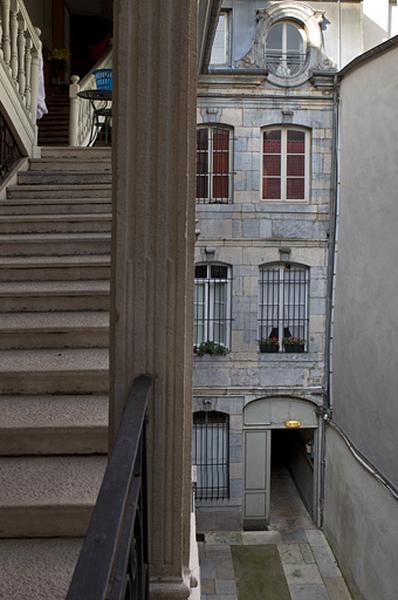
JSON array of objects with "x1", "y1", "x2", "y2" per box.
[{"x1": 319, "y1": 72, "x2": 340, "y2": 526}]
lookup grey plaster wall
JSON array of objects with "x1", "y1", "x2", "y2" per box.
[
  {"x1": 324, "y1": 427, "x2": 398, "y2": 600},
  {"x1": 332, "y1": 44, "x2": 398, "y2": 488}
]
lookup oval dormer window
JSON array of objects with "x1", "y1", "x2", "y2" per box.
[{"x1": 266, "y1": 21, "x2": 307, "y2": 77}]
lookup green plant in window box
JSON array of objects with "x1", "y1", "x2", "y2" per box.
[
  {"x1": 259, "y1": 337, "x2": 279, "y2": 353},
  {"x1": 195, "y1": 341, "x2": 228, "y2": 357},
  {"x1": 283, "y1": 336, "x2": 305, "y2": 353}
]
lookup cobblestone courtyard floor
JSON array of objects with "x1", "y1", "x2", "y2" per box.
[{"x1": 198, "y1": 467, "x2": 352, "y2": 600}]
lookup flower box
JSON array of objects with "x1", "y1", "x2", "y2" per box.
[
  {"x1": 284, "y1": 344, "x2": 305, "y2": 353},
  {"x1": 260, "y1": 343, "x2": 279, "y2": 353}
]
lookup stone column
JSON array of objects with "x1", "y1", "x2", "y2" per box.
[{"x1": 111, "y1": 1, "x2": 197, "y2": 598}]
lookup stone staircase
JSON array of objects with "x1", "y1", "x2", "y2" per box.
[
  {"x1": 38, "y1": 85, "x2": 69, "y2": 146},
  {"x1": 0, "y1": 147, "x2": 111, "y2": 599}
]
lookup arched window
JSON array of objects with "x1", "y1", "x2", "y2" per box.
[
  {"x1": 266, "y1": 21, "x2": 307, "y2": 77},
  {"x1": 192, "y1": 411, "x2": 229, "y2": 500},
  {"x1": 196, "y1": 125, "x2": 233, "y2": 204},
  {"x1": 262, "y1": 126, "x2": 310, "y2": 201},
  {"x1": 194, "y1": 263, "x2": 232, "y2": 351},
  {"x1": 259, "y1": 263, "x2": 309, "y2": 353}
]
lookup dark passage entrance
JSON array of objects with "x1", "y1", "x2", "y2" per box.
[{"x1": 270, "y1": 429, "x2": 315, "y2": 526}]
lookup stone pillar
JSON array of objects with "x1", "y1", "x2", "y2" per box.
[{"x1": 111, "y1": 1, "x2": 197, "y2": 598}]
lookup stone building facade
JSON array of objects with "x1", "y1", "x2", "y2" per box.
[{"x1": 192, "y1": 0, "x2": 398, "y2": 532}]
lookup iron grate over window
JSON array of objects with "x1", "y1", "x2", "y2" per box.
[
  {"x1": 196, "y1": 126, "x2": 233, "y2": 204},
  {"x1": 192, "y1": 411, "x2": 230, "y2": 501},
  {"x1": 258, "y1": 263, "x2": 309, "y2": 352},
  {"x1": 194, "y1": 263, "x2": 233, "y2": 350}
]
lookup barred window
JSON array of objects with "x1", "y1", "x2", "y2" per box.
[
  {"x1": 266, "y1": 21, "x2": 307, "y2": 77},
  {"x1": 262, "y1": 127, "x2": 309, "y2": 201},
  {"x1": 193, "y1": 411, "x2": 229, "y2": 500},
  {"x1": 196, "y1": 126, "x2": 233, "y2": 204},
  {"x1": 194, "y1": 263, "x2": 232, "y2": 350},
  {"x1": 259, "y1": 263, "x2": 309, "y2": 353}
]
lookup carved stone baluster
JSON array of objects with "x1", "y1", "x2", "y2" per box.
[
  {"x1": 17, "y1": 13, "x2": 26, "y2": 102},
  {"x1": 24, "y1": 33, "x2": 32, "y2": 111},
  {"x1": 30, "y1": 28, "x2": 41, "y2": 130},
  {"x1": 1, "y1": 0, "x2": 11, "y2": 66},
  {"x1": 69, "y1": 74, "x2": 80, "y2": 146},
  {"x1": 10, "y1": 0, "x2": 18, "y2": 82}
]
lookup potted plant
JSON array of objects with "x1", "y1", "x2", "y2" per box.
[
  {"x1": 195, "y1": 340, "x2": 228, "y2": 357},
  {"x1": 259, "y1": 336, "x2": 279, "y2": 353},
  {"x1": 283, "y1": 336, "x2": 305, "y2": 353}
]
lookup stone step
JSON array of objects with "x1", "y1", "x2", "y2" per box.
[
  {"x1": 29, "y1": 158, "x2": 111, "y2": 172},
  {"x1": 0, "y1": 538, "x2": 82, "y2": 600},
  {"x1": 0, "y1": 455, "x2": 106, "y2": 537},
  {"x1": 0, "y1": 347, "x2": 109, "y2": 394},
  {"x1": 41, "y1": 146, "x2": 112, "y2": 160},
  {"x1": 0, "y1": 232, "x2": 111, "y2": 256},
  {"x1": 18, "y1": 171, "x2": 112, "y2": 185},
  {"x1": 0, "y1": 197, "x2": 111, "y2": 215},
  {"x1": 0, "y1": 254, "x2": 110, "y2": 282},
  {"x1": 0, "y1": 213, "x2": 111, "y2": 233},
  {"x1": 0, "y1": 280, "x2": 110, "y2": 311},
  {"x1": 0, "y1": 311, "x2": 109, "y2": 349},
  {"x1": 0, "y1": 394, "x2": 108, "y2": 454},
  {"x1": 7, "y1": 183, "x2": 111, "y2": 199}
]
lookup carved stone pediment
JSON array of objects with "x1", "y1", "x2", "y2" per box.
[{"x1": 236, "y1": 2, "x2": 334, "y2": 88}]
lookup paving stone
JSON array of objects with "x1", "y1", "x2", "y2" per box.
[
  {"x1": 200, "y1": 558, "x2": 217, "y2": 579},
  {"x1": 215, "y1": 557, "x2": 235, "y2": 579},
  {"x1": 206, "y1": 595, "x2": 238, "y2": 600},
  {"x1": 201, "y1": 578, "x2": 216, "y2": 594},
  {"x1": 278, "y1": 543, "x2": 304, "y2": 564},
  {"x1": 241, "y1": 530, "x2": 282, "y2": 545},
  {"x1": 288, "y1": 583, "x2": 329, "y2": 600},
  {"x1": 280, "y1": 525, "x2": 307, "y2": 543},
  {"x1": 312, "y1": 544, "x2": 342, "y2": 577},
  {"x1": 324, "y1": 576, "x2": 352, "y2": 599},
  {"x1": 215, "y1": 579, "x2": 237, "y2": 594},
  {"x1": 205, "y1": 545, "x2": 233, "y2": 559},
  {"x1": 206, "y1": 531, "x2": 242, "y2": 545},
  {"x1": 305, "y1": 529, "x2": 328, "y2": 547},
  {"x1": 283, "y1": 563, "x2": 323, "y2": 585},
  {"x1": 299, "y1": 543, "x2": 315, "y2": 564}
]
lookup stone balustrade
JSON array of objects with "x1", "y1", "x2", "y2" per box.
[
  {"x1": 0, "y1": 0, "x2": 41, "y2": 153},
  {"x1": 69, "y1": 48, "x2": 112, "y2": 147}
]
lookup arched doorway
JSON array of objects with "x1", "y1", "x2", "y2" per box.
[{"x1": 243, "y1": 396, "x2": 320, "y2": 530}]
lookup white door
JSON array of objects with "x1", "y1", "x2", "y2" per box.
[{"x1": 243, "y1": 429, "x2": 271, "y2": 530}]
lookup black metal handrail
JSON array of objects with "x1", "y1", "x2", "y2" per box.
[
  {"x1": 0, "y1": 112, "x2": 22, "y2": 183},
  {"x1": 66, "y1": 374, "x2": 152, "y2": 600}
]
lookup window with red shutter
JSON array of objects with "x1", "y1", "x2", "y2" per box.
[{"x1": 262, "y1": 127, "x2": 309, "y2": 201}]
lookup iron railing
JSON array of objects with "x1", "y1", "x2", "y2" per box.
[
  {"x1": 0, "y1": 113, "x2": 22, "y2": 183},
  {"x1": 258, "y1": 264, "x2": 309, "y2": 352},
  {"x1": 192, "y1": 411, "x2": 230, "y2": 500},
  {"x1": 66, "y1": 375, "x2": 152, "y2": 600}
]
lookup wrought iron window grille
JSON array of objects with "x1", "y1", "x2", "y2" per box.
[
  {"x1": 258, "y1": 263, "x2": 309, "y2": 353},
  {"x1": 193, "y1": 411, "x2": 230, "y2": 501}
]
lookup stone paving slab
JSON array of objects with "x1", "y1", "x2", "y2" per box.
[{"x1": 198, "y1": 467, "x2": 352, "y2": 599}]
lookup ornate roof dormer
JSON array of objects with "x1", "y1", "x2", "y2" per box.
[{"x1": 236, "y1": 2, "x2": 336, "y2": 87}]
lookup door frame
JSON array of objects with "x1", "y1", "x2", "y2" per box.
[{"x1": 242, "y1": 396, "x2": 322, "y2": 529}]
